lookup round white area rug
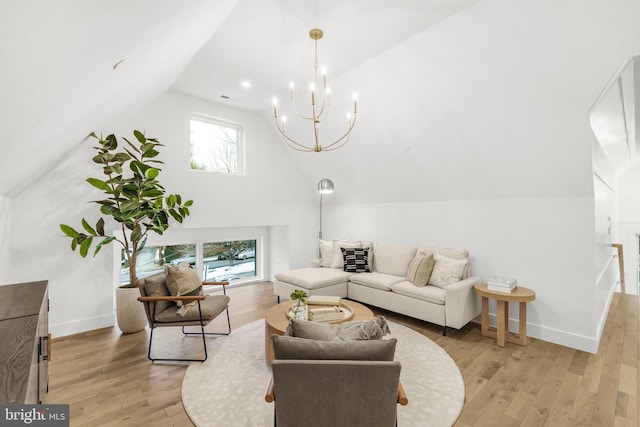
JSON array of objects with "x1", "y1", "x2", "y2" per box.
[{"x1": 182, "y1": 319, "x2": 464, "y2": 427}]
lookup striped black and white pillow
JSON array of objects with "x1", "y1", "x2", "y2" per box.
[{"x1": 341, "y1": 247, "x2": 371, "y2": 273}]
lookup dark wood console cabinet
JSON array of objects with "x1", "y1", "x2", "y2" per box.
[{"x1": 0, "y1": 281, "x2": 49, "y2": 404}]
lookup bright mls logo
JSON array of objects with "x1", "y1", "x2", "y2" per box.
[{"x1": 1, "y1": 405, "x2": 69, "y2": 426}]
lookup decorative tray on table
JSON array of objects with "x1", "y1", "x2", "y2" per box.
[{"x1": 286, "y1": 302, "x2": 354, "y2": 323}]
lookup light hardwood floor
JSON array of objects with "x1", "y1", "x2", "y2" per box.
[{"x1": 46, "y1": 282, "x2": 638, "y2": 426}]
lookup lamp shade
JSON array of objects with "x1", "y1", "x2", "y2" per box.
[{"x1": 317, "y1": 179, "x2": 334, "y2": 194}]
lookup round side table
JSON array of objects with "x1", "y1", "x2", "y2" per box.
[{"x1": 473, "y1": 283, "x2": 535, "y2": 347}]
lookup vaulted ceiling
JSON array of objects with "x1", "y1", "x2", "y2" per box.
[{"x1": 1, "y1": 0, "x2": 639, "y2": 203}]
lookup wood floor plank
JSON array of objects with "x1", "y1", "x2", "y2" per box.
[{"x1": 45, "y1": 285, "x2": 640, "y2": 427}]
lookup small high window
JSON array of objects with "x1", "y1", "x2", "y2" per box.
[{"x1": 190, "y1": 117, "x2": 243, "y2": 174}]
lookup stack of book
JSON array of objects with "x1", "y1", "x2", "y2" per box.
[
  {"x1": 486, "y1": 276, "x2": 517, "y2": 293},
  {"x1": 306, "y1": 295, "x2": 344, "y2": 322}
]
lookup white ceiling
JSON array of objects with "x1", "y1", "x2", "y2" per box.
[
  {"x1": 1, "y1": 0, "x2": 640, "y2": 204},
  {"x1": 171, "y1": 0, "x2": 476, "y2": 112}
]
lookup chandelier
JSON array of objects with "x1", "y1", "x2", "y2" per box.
[{"x1": 272, "y1": 28, "x2": 357, "y2": 152}]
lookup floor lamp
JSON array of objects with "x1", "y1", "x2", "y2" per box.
[{"x1": 318, "y1": 178, "x2": 334, "y2": 240}]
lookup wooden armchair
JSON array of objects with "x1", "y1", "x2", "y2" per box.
[{"x1": 137, "y1": 272, "x2": 230, "y2": 362}]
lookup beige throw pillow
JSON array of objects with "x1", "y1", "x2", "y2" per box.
[
  {"x1": 165, "y1": 264, "x2": 203, "y2": 315},
  {"x1": 406, "y1": 253, "x2": 435, "y2": 287},
  {"x1": 428, "y1": 254, "x2": 468, "y2": 288}
]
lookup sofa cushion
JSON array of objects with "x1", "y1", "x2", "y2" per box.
[
  {"x1": 348, "y1": 272, "x2": 406, "y2": 291},
  {"x1": 275, "y1": 267, "x2": 352, "y2": 290},
  {"x1": 418, "y1": 246, "x2": 470, "y2": 278},
  {"x1": 331, "y1": 240, "x2": 363, "y2": 268},
  {"x1": 342, "y1": 247, "x2": 371, "y2": 273},
  {"x1": 286, "y1": 317, "x2": 390, "y2": 341},
  {"x1": 428, "y1": 255, "x2": 469, "y2": 288},
  {"x1": 373, "y1": 243, "x2": 417, "y2": 277},
  {"x1": 391, "y1": 281, "x2": 445, "y2": 305},
  {"x1": 272, "y1": 335, "x2": 397, "y2": 361},
  {"x1": 406, "y1": 253, "x2": 435, "y2": 287}
]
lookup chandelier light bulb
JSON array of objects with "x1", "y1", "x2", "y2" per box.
[
  {"x1": 310, "y1": 82, "x2": 316, "y2": 92},
  {"x1": 289, "y1": 82, "x2": 294, "y2": 90},
  {"x1": 273, "y1": 97, "x2": 278, "y2": 106}
]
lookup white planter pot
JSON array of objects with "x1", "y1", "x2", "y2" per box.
[{"x1": 116, "y1": 286, "x2": 147, "y2": 334}]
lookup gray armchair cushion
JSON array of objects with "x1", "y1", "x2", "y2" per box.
[
  {"x1": 272, "y1": 360, "x2": 401, "y2": 427},
  {"x1": 272, "y1": 335, "x2": 397, "y2": 361},
  {"x1": 155, "y1": 295, "x2": 229, "y2": 323},
  {"x1": 285, "y1": 316, "x2": 391, "y2": 341}
]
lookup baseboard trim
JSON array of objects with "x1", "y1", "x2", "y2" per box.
[
  {"x1": 50, "y1": 313, "x2": 115, "y2": 338},
  {"x1": 487, "y1": 313, "x2": 598, "y2": 354}
]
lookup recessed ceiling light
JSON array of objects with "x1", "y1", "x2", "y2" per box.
[{"x1": 241, "y1": 81, "x2": 251, "y2": 88}]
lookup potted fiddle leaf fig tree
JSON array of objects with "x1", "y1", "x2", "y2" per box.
[{"x1": 60, "y1": 130, "x2": 193, "y2": 333}]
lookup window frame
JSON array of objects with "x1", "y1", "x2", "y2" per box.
[{"x1": 189, "y1": 114, "x2": 245, "y2": 175}]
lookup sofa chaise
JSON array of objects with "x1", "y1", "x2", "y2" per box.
[{"x1": 274, "y1": 241, "x2": 481, "y2": 334}]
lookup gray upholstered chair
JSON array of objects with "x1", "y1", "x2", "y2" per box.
[
  {"x1": 265, "y1": 335, "x2": 407, "y2": 427},
  {"x1": 137, "y1": 271, "x2": 230, "y2": 362}
]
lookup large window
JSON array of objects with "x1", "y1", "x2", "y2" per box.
[
  {"x1": 120, "y1": 244, "x2": 196, "y2": 284},
  {"x1": 203, "y1": 240, "x2": 256, "y2": 282},
  {"x1": 190, "y1": 116, "x2": 242, "y2": 174},
  {"x1": 119, "y1": 240, "x2": 257, "y2": 286}
]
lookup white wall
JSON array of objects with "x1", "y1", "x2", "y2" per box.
[
  {"x1": 325, "y1": 196, "x2": 599, "y2": 352},
  {"x1": 9, "y1": 92, "x2": 318, "y2": 337},
  {"x1": 618, "y1": 165, "x2": 640, "y2": 296},
  {"x1": 0, "y1": 194, "x2": 12, "y2": 284}
]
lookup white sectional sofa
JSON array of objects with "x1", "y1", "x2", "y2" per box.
[{"x1": 274, "y1": 241, "x2": 481, "y2": 334}]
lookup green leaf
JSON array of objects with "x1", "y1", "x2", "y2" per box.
[
  {"x1": 71, "y1": 239, "x2": 78, "y2": 251},
  {"x1": 184, "y1": 200, "x2": 194, "y2": 207},
  {"x1": 92, "y1": 154, "x2": 107, "y2": 165},
  {"x1": 143, "y1": 148, "x2": 159, "y2": 159},
  {"x1": 96, "y1": 218, "x2": 105, "y2": 236},
  {"x1": 120, "y1": 200, "x2": 141, "y2": 212},
  {"x1": 141, "y1": 189, "x2": 163, "y2": 198},
  {"x1": 81, "y1": 218, "x2": 96, "y2": 235},
  {"x1": 100, "y1": 204, "x2": 118, "y2": 217},
  {"x1": 112, "y1": 153, "x2": 130, "y2": 163},
  {"x1": 168, "y1": 209, "x2": 182, "y2": 223},
  {"x1": 133, "y1": 130, "x2": 146, "y2": 144},
  {"x1": 60, "y1": 224, "x2": 79, "y2": 238},
  {"x1": 86, "y1": 178, "x2": 110, "y2": 192},
  {"x1": 93, "y1": 236, "x2": 116, "y2": 255},
  {"x1": 104, "y1": 134, "x2": 117, "y2": 150},
  {"x1": 144, "y1": 168, "x2": 159, "y2": 179},
  {"x1": 131, "y1": 224, "x2": 143, "y2": 242},
  {"x1": 79, "y1": 237, "x2": 93, "y2": 258}
]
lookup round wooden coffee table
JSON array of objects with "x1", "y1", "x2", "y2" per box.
[{"x1": 264, "y1": 299, "x2": 374, "y2": 363}]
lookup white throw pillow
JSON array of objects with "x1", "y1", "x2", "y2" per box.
[
  {"x1": 319, "y1": 239, "x2": 334, "y2": 267},
  {"x1": 428, "y1": 255, "x2": 469, "y2": 288},
  {"x1": 330, "y1": 240, "x2": 362, "y2": 268}
]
